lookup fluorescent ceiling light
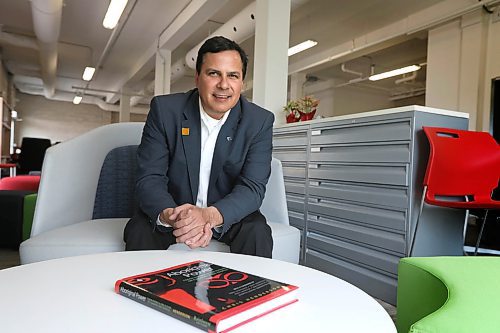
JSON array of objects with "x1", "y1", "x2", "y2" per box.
[
  {"x1": 369, "y1": 65, "x2": 421, "y2": 81},
  {"x1": 73, "y1": 95, "x2": 83, "y2": 105},
  {"x1": 82, "y1": 66, "x2": 96, "y2": 81},
  {"x1": 288, "y1": 40, "x2": 318, "y2": 57},
  {"x1": 103, "y1": 0, "x2": 128, "y2": 29}
]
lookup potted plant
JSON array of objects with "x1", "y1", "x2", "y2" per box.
[
  {"x1": 283, "y1": 100, "x2": 300, "y2": 123},
  {"x1": 298, "y1": 96, "x2": 319, "y2": 121}
]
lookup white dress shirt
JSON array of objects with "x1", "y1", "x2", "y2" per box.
[{"x1": 157, "y1": 98, "x2": 230, "y2": 228}]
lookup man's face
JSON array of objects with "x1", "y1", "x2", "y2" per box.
[{"x1": 195, "y1": 50, "x2": 244, "y2": 119}]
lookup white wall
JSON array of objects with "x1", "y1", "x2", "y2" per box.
[
  {"x1": 425, "y1": 9, "x2": 500, "y2": 131},
  {"x1": 302, "y1": 80, "x2": 397, "y2": 119},
  {"x1": 332, "y1": 86, "x2": 395, "y2": 117},
  {"x1": 14, "y1": 93, "x2": 146, "y2": 145}
]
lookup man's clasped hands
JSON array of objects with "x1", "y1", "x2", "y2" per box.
[{"x1": 159, "y1": 204, "x2": 223, "y2": 249}]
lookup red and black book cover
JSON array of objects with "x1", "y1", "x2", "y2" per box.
[{"x1": 115, "y1": 260, "x2": 298, "y2": 333}]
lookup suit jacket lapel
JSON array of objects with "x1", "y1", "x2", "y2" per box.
[
  {"x1": 181, "y1": 93, "x2": 201, "y2": 203},
  {"x1": 209, "y1": 100, "x2": 242, "y2": 189}
]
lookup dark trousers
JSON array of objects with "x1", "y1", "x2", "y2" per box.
[{"x1": 123, "y1": 210, "x2": 273, "y2": 258}]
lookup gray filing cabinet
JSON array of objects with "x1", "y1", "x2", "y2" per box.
[{"x1": 273, "y1": 105, "x2": 469, "y2": 305}]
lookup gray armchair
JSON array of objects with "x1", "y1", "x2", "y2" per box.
[{"x1": 20, "y1": 122, "x2": 300, "y2": 264}]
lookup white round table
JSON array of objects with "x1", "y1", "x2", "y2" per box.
[{"x1": 0, "y1": 251, "x2": 396, "y2": 332}]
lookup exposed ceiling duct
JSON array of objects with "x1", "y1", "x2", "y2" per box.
[
  {"x1": 184, "y1": 1, "x2": 256, "y2": 69},
  {"x1": 15, "y1": 80, "x2": 148, "y2": 115},
  {"x1": 169, "y1": 1, "x2": 257, "y2": 85},
  {"x1": 30, "y1": 0, "x2": 63, "y2": 99}
]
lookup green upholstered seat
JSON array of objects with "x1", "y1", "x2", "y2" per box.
[
  {"x1": 397, "y1": 257, "x2": 500, "y2": 333},
  {"x1": 22, "y1": 193, "x2": 37, "y2": 241}
]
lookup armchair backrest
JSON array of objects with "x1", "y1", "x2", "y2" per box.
[
  {"x1": 18, "y1": 137, "x2": 52, "y2": 175},
  {"x1": 260, "y1": 157, "x2": 290, "y2": 225},
  {"x1": 30, "y1": 122, "x2": 144, "y2": 237}
]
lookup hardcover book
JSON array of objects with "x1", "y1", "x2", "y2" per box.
[{"x1": 115, "y1": 260, "x2": 299, "y2": 333}]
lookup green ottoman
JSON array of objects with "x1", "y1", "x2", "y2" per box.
[{"x1": 397, "y1": 257, "x2": 500, "y2": 333}]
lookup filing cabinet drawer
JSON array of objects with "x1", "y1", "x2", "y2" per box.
[
  {"x1": 273, "y1": 129, "x2": 309, "y2": 147},
  {"x1": 308, "y1": 181, "x2": 409, "y2": 209},
  {"x1": 310, "y1": 119, "x2": 411, "y2": 144},
  {"x1": 285, "y1": 180, "x2": 306, "y2": 195},
  {"x1": 306, "y1": 232, "x2": 400, "y2": 275},
  {"x1": 308, "y1": 163, "x2": 409, "y2": 186},
  {"x1": 283, "y1": 165, "x2": 307, "y2": 179},
  {"x1": 307, "y1": 216, "x2": 405, "y2": 254},
  {"x1": 288, "y1": 211, "x2": 305, "y2": 229},
  {"x1": 273, "y1": 148, "x2": 308, "y2": 162},
  {"x1": 308, "y1": 198, "x2": 406, "y2": 232},
  {"x1": 286, "y1": 193, "x2": 306, "y2": 213},
  {"x1": 305, "y1": 249, "x2": 398, "y2": 304},
  {"x1": 309, "y1": 142, "x2": 410, "y2": 164}
]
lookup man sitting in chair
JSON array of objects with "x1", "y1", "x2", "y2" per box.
[{"x1": 124, "y1": 36, "x2": 274, "y2": 258}]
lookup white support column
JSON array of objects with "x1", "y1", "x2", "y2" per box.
[
  {"x1": 426, "y1": 21, "x2": 461, "y2": 112},
  {"x1": 252, "y1": 0, "x2": 291, "y2": 125},
  {"x1": 119, "y1": 91, "x2": 131, "y2": 122},
  {"x1": 290, "y1": 72, "x2": 307, "y2": 101},
  {"x1": 155, "y1": 48, "x2": 172, "y2": 96}
]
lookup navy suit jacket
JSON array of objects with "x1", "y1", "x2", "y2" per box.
[{"x1": 136, "y1": 89, "x2": 274, "y2": 234}]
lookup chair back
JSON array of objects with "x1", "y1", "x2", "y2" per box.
[
  {"x1": 260, "y1": 157, "x2": 290, "y2": 225},
  {"x1": 92, "y1": 145, "x2": 139, "y2": 219},
  {"x1": 18, "y1": 137, "x2": 51, "y2": 175},
  {"x1": 423, "y1": 127, "x2": 500, "y2": 208},
  {"x1": 30, "y1": 122, "x2": 144, "y2": 237}
]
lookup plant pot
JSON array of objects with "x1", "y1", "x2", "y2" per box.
[
  {"x1": 299, "y1": 109, "x2": 316, "y2": 121},
  {"x1": 286, "y1": 113, "x2": 300, "y2": 123}
]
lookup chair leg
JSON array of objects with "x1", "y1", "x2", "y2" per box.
[
  {"x1": 409, "y1": 186, "x2": 427, "y2": 256},
  {"x1": 474, "y1": 209, "x2": 489, "y2": 256}
]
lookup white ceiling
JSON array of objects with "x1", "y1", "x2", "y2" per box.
[{"x1": 0, "y1": 0, "x2": 446, "y2": 109}]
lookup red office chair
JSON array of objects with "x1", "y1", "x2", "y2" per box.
[{"x1": 410, "y1": 127, "x2": 500, "y2": 255}]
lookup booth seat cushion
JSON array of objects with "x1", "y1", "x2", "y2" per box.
[
  {"x1": 396, "y1": 257, "x2": 500, "y2": 333},
  {"x1": 20, "y1": 219, "x2": 300, "y2": 264}
]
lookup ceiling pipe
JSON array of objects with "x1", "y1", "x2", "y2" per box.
[
  {"x1": 130, "y1": 80, "x2": 155, "y2": 106},
  {"x1": 185, "y1": 1, "x2": 256, "y2": 69},
  {"x1": 395, "y1": 70, "x2": 418, "y2": 85},
  {"x1": 16, "y1": 83, "x2": 148, "y2": 114},
  {"x1": 30, "y1": 0, "x2": 63, "y2": 99},
  {"x1": 340, "y1": 63, "x2": 363, "y2": 77},
  {"x1": 142, "y1": 1, "x2": 256, "y2": 96}
]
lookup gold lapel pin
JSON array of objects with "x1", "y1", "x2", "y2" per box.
[{"x1": 182, "y1": 128, "x2": 190, "y2": 136}]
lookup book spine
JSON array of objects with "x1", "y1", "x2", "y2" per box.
[{"x1": 116, "y1": 281, "x2": 216, "y2": 332}]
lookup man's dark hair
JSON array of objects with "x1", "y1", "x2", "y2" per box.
[{"x1": 195, "y1": 36, "x2": 248, "y2": 79}]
